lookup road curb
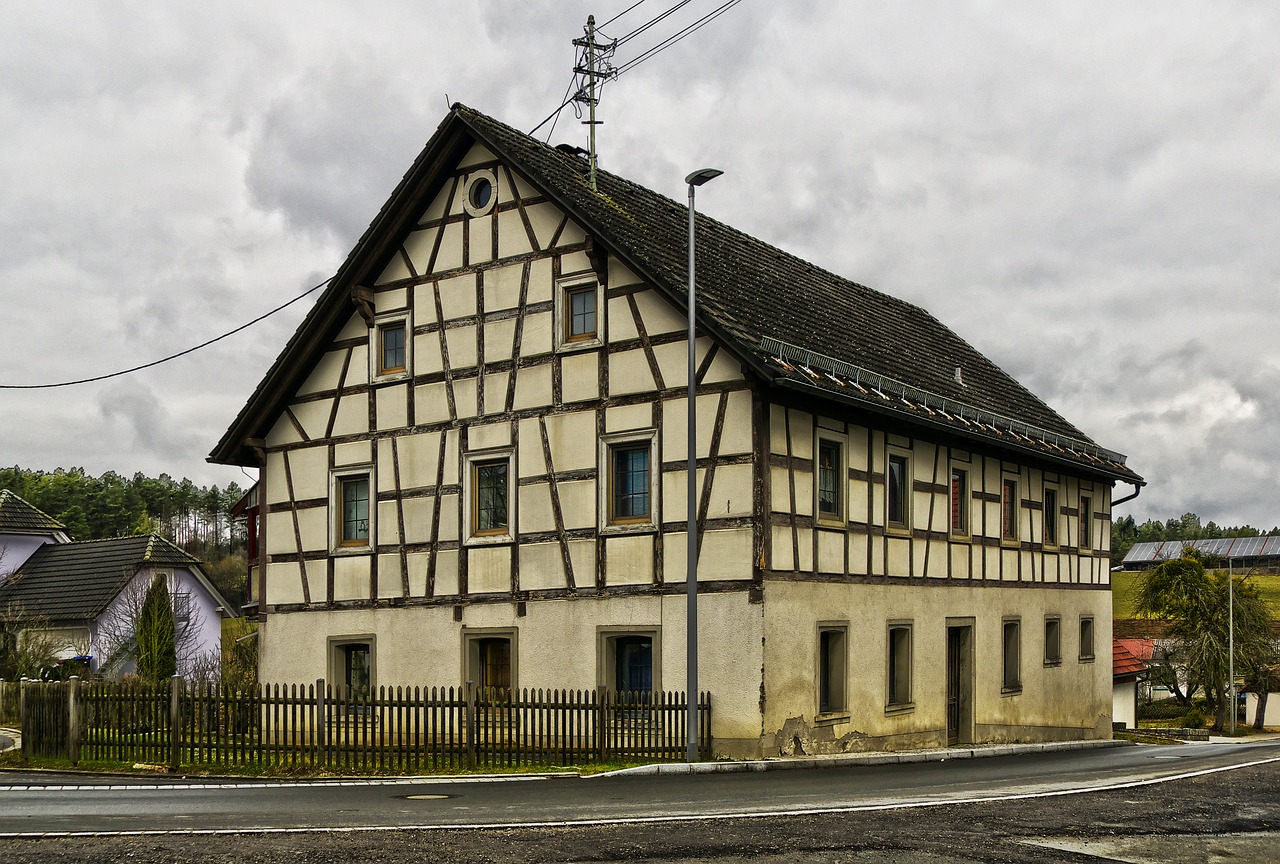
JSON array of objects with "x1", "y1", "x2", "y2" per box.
[{"x1": 591, "y1": 739, "x2": 1134, "y2": 778}]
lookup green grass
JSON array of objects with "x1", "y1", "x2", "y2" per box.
[{"x1": 1112, "y1": 570, "x2": 1280, "y2": 621}]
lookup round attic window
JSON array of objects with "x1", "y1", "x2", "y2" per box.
[{"x1": 462, "y1": 170, "x2": 497, "y2": 217}]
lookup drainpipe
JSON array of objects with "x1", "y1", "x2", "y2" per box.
[{"x1": 1112, "y1": 482, "x2": 1142, "y2": 508}]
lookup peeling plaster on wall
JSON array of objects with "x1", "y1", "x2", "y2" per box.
[{"x1": 775, "y1": 715, "x2": 868, "y2": 756}]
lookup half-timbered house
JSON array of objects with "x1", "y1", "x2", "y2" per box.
[{"x1": 210, "y1": 104, "x2": 1143, "y2": 757}]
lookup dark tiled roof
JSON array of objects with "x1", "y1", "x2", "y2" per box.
[
  {"x1": 211, "y1": 104, "x2": 1141, "y2": 484},
  {"x1": 0, "y1": 535, "x2": 197, "y2": 622},
  {"x1": 0, "y1": 490, "x2": 65, "y2": 535}
]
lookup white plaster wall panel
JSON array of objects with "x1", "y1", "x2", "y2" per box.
[
  {"x1": 560, "y1": 252, "x2": 591, "y2": 274},
  {"x1": 413, "y1": 283, "x2": 439, "y2": 325},
  {"x1": 452, "y1": 377, "x2": 478, "y2": 420},
  {"x1": 285, "y1": 447, "x2": 329, "y2": 501},
  {"x1": 402, "y1": 228, "x2": 439, "y2": 275},
  {"x1": 605, "y1": 403, "x2": 652, "y2": 432},
  {"x1": 419, "y1": 179, "x2": 452, "y2": 222},
  {"x1": 517, "y1": 419, "x2": 545, "y2": 479},
  {"x1": 376, "y1": 250, "x2": 411, "y2": 285},
  {"x1": 437, "y1": 492, "x2": 460, "y2": 542},
  {"x1": 377, "y1": 501, "x2": 400, "y2": 546},
  {"x1": 660, "y1": 394, "x2": 723, "y2": 462},
  {"x1": 769, "y1": 404, "x2": 787, "y2": 451},
  {"x1": 433, "y1": 221, "x2": 464, "y2": 273},
  {"x1": 816, "y1": 530, "x2": 844, "y2": 575},
  {"x1": 483, "y1": 263, "x2": 523, "y2": 313},
  {"x1": 719, "y1": 391, "x2": 753, "y2": 455},
  {"x1": 296, "y1": 507, "x2": 328, "y2": 553},
  {"x1": 377, "y1": 286, "x2": 408, "y2": 313},
  {"x1": 265, "y1": 511, "x2": 297, "y2": 556},
  {"x1": 630, "y1": 288, "x2": 683, "y2": 335},
  {"x1": 414, "y1": 331, "x2": 444, "y2": 375},
  {"x1": 434, "y1": 549, "x2": 459, "y2": 596},
  {"x1": 652, "y1": 341, "x2": 688, "y2": 390},
  {"x1": 334, "y1": 440, "x2": 372, "y2": 467},
  {"x1": 850, "y1": 476, "x2": 870, "y2": 525},
  {"x1": 1001, "y1": 548, "x2": 1020, "y2": 580},
  {"x1": 605, "y1": 535, "x2": 653, "y2": 585},
  {"x1": 445, "y1": 325, "x2": 478, "y2": 370},
  {"x1": 265, "y1": 561, "x2": 303, "y2": 606},
  {"x1": 770, "y1": 525, "x2": 794, "y2": 570},
  {"x1": 296, "y1": 350, "x2": 347, "y2": 397},
  {"x1": 886, "y1": 537, "x2": 910, "y2": 577},
  {"x1": 343, "y1": 345, "x2": 370, "y2": 387},
  {"x1": 497, "y1": 209, "x2": 533, "y2": 259},
  {"x1": 287, "y1": 401, "x2": 330, "y2": 443},
  {"x1": 567, "y1": 539, "x2": 596, "y2": 586},
  {"x1": 336, "y1": 313, "x2": 368, "y2": 342},
  {"x1": 664, "y1": 528, "x2": 751, "y2": 583},
  {"x1": 608, "y1": 296, "x2": 638, "y2": 342},
  {"x1": 543, "y1": 411, "x2": 596, "y2": 472},
  {"x1": 333, "y1": 555, "x2": 371, "y2": 602},
  {"x1": 304, "y1": 563, "x2": 327, "y2": 608},
  {"x1": 513, "y1": 364, "x2": 553, "y2": 411},
  {"x1": 401, "y1": 497, "x2": 434, "y2": 545},
  {"x1": 525, "y1": 202, "x2": 563, "y2": 250},
  {"x1": 396, "y1": 431, "x2": 442, "y2": 489},
  {"x1": 509, "y1": 171, "x2": 538, "y2": 200},
  {"x1": 794, "y1": 527, "x2": 813, "y2": 571},
  {"x1": 984, "y1": 545, "x2": 1000, "y2": 581},
  {"x1": 608, "y1": 258, "x2": 642, "y2": 288},
  {"x1": 484, "y1": 316, "x2": 517, "y2": 364},
  {"x1": 440, "y1": 431, "x2": 460, "y2": 485},
  {"x1": 561, "y1": 352, "x2": 600, "y2": 403},
  {"x1": 555, "y1": 480, "x2": 596, "y2": 530},
  {"x1": 265, "y1": 413, "x2": 302, "y2": 448},
  {"x1": 331, "y1": 394, "x2": 370, "y2": 437},
  {"x1": 922, "y1": 540, "x2": 946, "y2": 578},
  {"x1": 711, "y1": 463, "x2": 753, "y2": 518},
  {"x1": 870, "y1": 532, "x2": 885, "y2": 574},
  {"x1": 375, "y1": 383, "x2": 409, "y2": 431},
  {"x1": 458, "y1": 143, "x2": 498, "y2": 170},
  {"x1": 482, "y1": 371, "x2": 509, "y2": 414},
  {"x1": 469, "y1": 213, "x2": 494, "y2": 265},
  {"x1": 406, "y1": 552, "x2": 429, "y2": 597},
  {"x1": 950, "y1": 545, "x2": 972, "y2": 579},
  {"x1": 792, "y1": 470, "x2": 813, "y2": 519},
  {"x1": 770, "y1": 466, "x2": 792, "y2": 513},
  {"x1": 517, "y1": 542, "x2": 564, "y2": 591},
  {"x1": 469, "y1": 421, "x2": 512, "y2": 451},
  {"x1": 518, "y1": 483, "x2": 555, "y2": 534},
  {"x1": 377, "y1": 554, "x2": 402, "y2": 599},
  {"x1": 701, "y1": 346, "x2": 745, "y2": 384},
  {"x1": 521, "y1": 310, "x2": 553, "y2": 357},
  {"x1": 661, "y1": 467, "x2": 706, "y2": 523},
  {"x1": 430, "y1": 386, "x2": 464, "y2": 440},
  {"x1": 788, "y1": 410, "x2": 815, "y2": 461},
  {"x1": 527, "y1": 258, "x2": 554, "y2": 304},
  {"x1": 848, "y1": 533, "x2": 869, "y2": 576},
  {"x1": 468, "y1": 546, "x2": 510, "y2": 594},
  {"x1": 264, "y1": 452, "x2": 289, "y2": 505}
]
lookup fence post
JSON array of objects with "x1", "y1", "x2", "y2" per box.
[
  {"x1": 465, "y1": 681, "x2": 476, "y2": 769},
  {"x1": 18, "y1": 678, "x2": 28, "y2": 760},
  {"x1": 67, "y1": 676, "x2": 81, "y2": 765},
  {"x1": 596, "y1": 685, "x2": 607, "y2": 762},
  {"x1": 315, "y1": 678, "x2": 327, "y2": 768},
  {"x1": 169, "y1": 675, "x2": 182, "y2": 772}
]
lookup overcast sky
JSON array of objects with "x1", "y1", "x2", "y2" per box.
[{"x1": 2, "y1": 1, "x2": 1277, "y2": 528}]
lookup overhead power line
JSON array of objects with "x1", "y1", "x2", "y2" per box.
[
  {"x1": 0, "y1": 278, "x2": 331, "y2": 390},
  {"x1": 613, "y1": 0, "x2": 747, "y2": 78},
  {"x1": 599, "y1": 0, "x2": 651, "y2": 30}
]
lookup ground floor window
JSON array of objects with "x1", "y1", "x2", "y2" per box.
[
  {"x1": 818, "y1": 625, "x2": 848, "y2": 715},
  {"x1": 887, "y1": 624, "x2": 912, "y2": 707},
  {"x1": 1044, "y1": 617, "x2": 1062, "y2": 666},
  {"x1": 1002, "y1": 619, "x2": 1022, "y2": 692},
  {"x1": 465, "y1": 634, "x2": 514, "y2": 692},
  {"x1": 1079, "y1": 617, "x2": 1095, "y2": 661}
]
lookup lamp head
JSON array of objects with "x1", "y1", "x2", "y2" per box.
[{"x1": 685, "y1": 168, "x2": 724, "y2": 187}]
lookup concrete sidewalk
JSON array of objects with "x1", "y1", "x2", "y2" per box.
[{"x1": 0, "y1": 726, "x2": 17, "y2": 754}]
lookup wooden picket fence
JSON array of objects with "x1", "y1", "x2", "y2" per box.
[
  {"x1": 0, "y1": 679, "x2": 19, "y2": 726},
  {"x1": 9, "y1": 678, "x2": 711, "y2": 772}
]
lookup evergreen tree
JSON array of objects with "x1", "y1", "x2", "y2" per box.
[{"x1": 136, "y1": 576, "x2": 177, "y2": 682}]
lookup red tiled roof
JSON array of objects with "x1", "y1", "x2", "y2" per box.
[
  {"x1": 1113, "y1": 639, "x2": 1149, "y2": 680},
  {"x1": 1116, "y1": 638, "x2": 1154, "y2": 663}
]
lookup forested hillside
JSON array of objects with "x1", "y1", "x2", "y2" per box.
[{"x1": 0, "y1": 466, "x2": 249, "y2": 606}]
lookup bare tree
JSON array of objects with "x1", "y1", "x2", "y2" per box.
[{"x1": 96, "y1": 570, "x2": 206, "y2": 678}]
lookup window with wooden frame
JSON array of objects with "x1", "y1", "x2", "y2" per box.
[
  {"x1": 598, "y1": 627, "x2": 662, "y2": 695},
  {"x1": 378, "y1": 321, "x2": 406, "y2": 375},
  {"x1": 555, "y1": 276, "x2": 603, "y2": 351},
  {"x1": 462, "y1": 629, "x2": 517, "y2": 692},
  {"x1": 600, "y1": 430, "x2": 657, "y2": 530},
  {"x1": 1002, "y1": 619, "x2": 1022, "y2": 692},
  {"x1": 1079, "y1": 495, "x2": 1093, "y2": 550},
  {"x1": 817, "y1": 625, "x2": 848, "y2": 716},
  {"x1": 816, "y1": 437, "x2": 844, "y2": 524},
  {"x1": 336, "y1": 473, "x2": 371, "y2": 548},
  {"x1": 886, "y1": 623, "x2": 913, "y2": 709},
  {"x1": 1043, "y1": 486, "x2": 1059, "y2": 548},
  {"x1": 463, "y1": 450, "x2": 515, "y2": 543},
  {"x1": 328, "y1": 635, "x2": 376, "y2": 699},
  {"x1": 887, "y1": 451, "x2": 911, "y2": 530},
  {"x1": 1001, "y1": 477, "x2": 1019, "y2": 542},
  {"x1": 1044, "y1": 616, "x2": 1061, "y2": 666},
  {"x1": 1079, "y1": 617, "x2": 1095, "y2": 662},
  {"x1": 950, "y1": 465, "x2": 969, "y2": 536}
]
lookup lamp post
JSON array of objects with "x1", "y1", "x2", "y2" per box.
[{"x1": 685, "y1": 167, "x2": 722, "y2": 763}]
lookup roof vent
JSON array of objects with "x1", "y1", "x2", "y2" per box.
[{"x1": 953, "y1": 366, "x2": 967, "y2": 388}]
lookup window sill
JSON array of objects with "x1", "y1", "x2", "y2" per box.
[
  {"x1": 600, "y1": 522, "x2": 657, "y2": 537},
  {"x1": 556, "y1": 337, "x2": 602, "y2": 355},
  {"x1": 332, "y1": 544, "x2": 373, "y2": 557},
  {"x1": 886, "y1": 525, "x2": 911, "y2": 538},
  {"x1": 372, "y1": 369, "x2": 410, "y2": 384},
  {"x1": 1079, "y1": 655, "x2": 1096, "y2": 664},
  {"x1": 1043, "y1": 659, "x2": 1062, "y2": 668},
  {"x1": 815, "y1": 517, "x2": 846, "y2": 531},
  {"x1": 1001, "y1": 686, "x2": 1023, "y2": 697},
  {"x1": 813, "y1": 712, "x2": 850, "y2": 727},
  {"x1": 465, "y1": 533, "x2": 515, "y2": 548},
  {"x1": 884, "y1": 702, "x2": 915, "y2": 716}
]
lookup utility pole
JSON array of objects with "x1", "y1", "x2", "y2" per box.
[
  {"x1": 572, "y1": 15, "x2": 615, "y2": 191},
  {"x1": 1229, "y1": 559, "x2": 1236, "y2": 734}
]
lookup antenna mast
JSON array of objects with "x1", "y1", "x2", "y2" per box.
[{"x1": 572, "y1": 15, "x2": 616, "y2": 191}]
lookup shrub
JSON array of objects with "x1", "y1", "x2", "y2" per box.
[{"x1": 1182, "y1": 708, "x2": 1206, "y2": 729}]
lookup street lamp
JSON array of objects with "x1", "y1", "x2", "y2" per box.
[{"x1": 685, "y1": 167, "x2": 722, "y2": 763}]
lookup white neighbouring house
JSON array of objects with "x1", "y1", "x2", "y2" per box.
[{"x1": 210, "y1": 104, "x2": 1144, "y2": 758}]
